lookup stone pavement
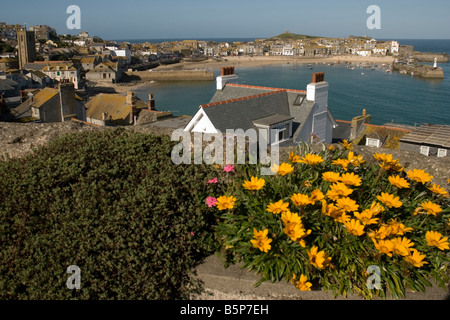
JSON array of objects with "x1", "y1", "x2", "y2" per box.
[{"x1": 194, "y1": 254, "x2": 450, "y2": 300}]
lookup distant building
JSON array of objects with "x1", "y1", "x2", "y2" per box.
[
  {"x1": 184, "y1": 68, "x2": 337, "y2": 146},
  {"x1": 85, "y1": 92, "x2": 148, "y2": 126},
  {"x1": 42, "y1": 62, "x2": 80, "y2": 89},
  {"x1": 0, "y1": 57, "x2": 19, "y2": 72},
  {"x1": 400, "y1": 124, "x2": 450, "y2": 157},
  {"x1": 85, "y1": 61, "x2": 122, "y2": 83},
  {"x1": 16, "y1": 25, "x2": 36, "y2": 69},
  {"x1": 12, "y1": 83, "x2": 86, "y2": 122}
]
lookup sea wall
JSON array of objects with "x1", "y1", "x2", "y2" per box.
[
  {"x1": 392, "y1": 63, "x2": 444, "y2": 79},
  {"x1": 125, "y1": 70, "x2": 214, "y2": 81}
]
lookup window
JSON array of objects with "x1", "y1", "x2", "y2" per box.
[
  {"x1": 437, "y1": 148, "x2": 447, "y2": 158},
  {"x1": 420, "y1": 146, "x2": 430, "y2": 156},
  {"x1": 366, "y1": 138, "x2": 380, "y2": 147},
  {"x1": 294, "y1": 94, "x2": 305, "y2": 106}
]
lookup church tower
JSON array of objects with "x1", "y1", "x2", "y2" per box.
[{"x1": 16, "y1": 24, "x2": 36, "y2": 69}]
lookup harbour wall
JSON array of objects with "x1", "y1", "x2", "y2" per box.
[
  {"x1": 125, "y1": 70, "x2": 214, "y2": 81},
  {"x1": 392, "y1": 63, "x2": 444, "y2": 79}
]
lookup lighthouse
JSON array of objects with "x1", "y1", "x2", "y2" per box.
[{"x1": 433, "y1": 57, "x2": 438, "y2": 69}]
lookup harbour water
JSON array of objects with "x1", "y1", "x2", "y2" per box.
[{"x1": 133, "y1": 39, "x2": 450, "y2": 126}]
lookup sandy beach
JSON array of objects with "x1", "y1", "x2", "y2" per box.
[{"x1": 156, "y1": 54, "x2": 396, "y2": 72}]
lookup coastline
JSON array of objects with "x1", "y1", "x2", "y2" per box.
[
  {"x1": 99, "y1": 54, "x2": 396, "y2": 92},
  {"x1": 156, "y1": 54, "x2": 396, "y2": 71}
]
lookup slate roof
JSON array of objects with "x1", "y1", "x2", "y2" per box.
[
  {"x1": 400, "y1": 124, "x2": 450, "y2": 148},
  {"x1": 202, "y1": 83, "x2": 316, "y2": 140}
]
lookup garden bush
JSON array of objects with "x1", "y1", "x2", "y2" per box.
[
  {"x1": 0, "y1": 128, "x2": 217, "y2": 299},
  {"x1": 211, "y1": 142, "x2": 450, "y2": 299}
]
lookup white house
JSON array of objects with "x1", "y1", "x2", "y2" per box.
[{"x1": 184, "y1": 67, "x2": 337, "y2": 146}]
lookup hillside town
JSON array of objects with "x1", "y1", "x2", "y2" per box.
[{"x1": 1, "y1": 24, "x2": 449, "y2": 158}]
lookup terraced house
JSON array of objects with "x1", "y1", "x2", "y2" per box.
[{"x1": 42, "y1": 62, "x2": 80, "y2": 89}]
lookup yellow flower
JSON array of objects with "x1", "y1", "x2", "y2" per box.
[
  {"x1": 250, "y1": 229, "x2": 272, "y2": 253},
  {"x1": 283, "y1": 222, "x2": 308, "y2": 242},
  {"x1": 216, "y1": 196, "x2": 237, "y2": 211},
  {"x1": 332, "y1": 158, "x2": 350, "y2": 171},
  {"x1": 376, "y1": 192, "x2": 402, "y2": 208},
  {"x1": 266, "y1": 200, "x2": 289, "y2": 214},
  {"x1": 339, "y1": 139, "x2": 353, "y2": 150},
  {"x1": 289, "y1": 151, "x2": 301, "y2": 163},
  {"x1": 354, "y1": 210, "x2": 379, "y2": 225},
  {"x1": 292, "y1": 274, "x2": 312, "y2": 291},
  {"x1": 340, "y1": 172, "x2": 362, "y2": 186},
  {"x1": 309, "y1": 189, "x2": 325, "y2": 204},
  {"x1": 299, "y1": 153, "x2": 324, "y2": 166},
  {"x1": 326, "y1": 182, "x2": 353, "y2": 200},
  {"x1": 291, "y1": 193, "x2": 313, "y2": 207},
  {"x1": 336, "y1": 197, "x2": 359, "y2": 213},
  {"x1": 373, "y1": 239, "x2": 394, "y2": 257},
  {"x1": 387, "y1": 219, "x2": 413, "y2": 236},
  {"x1": 322, "y1": 171, "x2": 341, "y2": 183},
  {"x1": 307, "y1": 246, "x2": 331, "y2": 269},
  {"x1": 367, "y1": 225, "x2": 391, "y2": 240},
  {"x1": 281, "y1": 210, "x2": 302, "y2": 226},
  {"x1": 271, "y1": 162, "x2": 294, "y2": 176},
  {"x1": 347, "y1": 151, "x2": 365, "y2": 167},
  {"x1": 416, "y1": 201, "x2": 442, "y2": 216},
  {"x1": 404, "y1": 249, "x2": 428, "y2": 268},
  {"x1": 391, "y1": 237, "x2": 415, "y2": 256},
  {"x1": 407, "y1": 169, "x2": 434, "y2": 184},
  {"x1": 388, "y1": 175, "x2": 410, "y2": 189},
  {"x1": 428, "y1": 184, "x2": 449, "y2": 197},
  {"x1": 374, "y1": 153, "x2": 403, "y2": 171},
  {"x1": 242, "y1": 176, "x2": 265, "y2": 191},
  {"x1": 425, "y1": 231, "x2": 449, "y2": 250},
  {"x1": 344, "y1": 219, "x2": 365, "y2": 236}
]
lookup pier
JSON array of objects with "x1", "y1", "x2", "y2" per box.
[{"x1": 392, "y1": 62, "x2": 444, "y2": 79}]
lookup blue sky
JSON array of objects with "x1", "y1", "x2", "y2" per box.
[{"x1": 1, "y1": 0, "x2": 449, "y2": 40}]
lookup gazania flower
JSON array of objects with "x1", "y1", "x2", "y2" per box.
[
  {"x1": 289, "y1": 151, "x2": 301, "y2": 163},
  {"x1": 216, "y1": 195, "x2": 237, "y2": 211},
  {"x1": 391, "y1": 237, "x2": 415, "y2": 256},
  {"x1": 368, "y1": 225, "x2": 391, "y2": 240},
  {"x1": 407, "y1": 169, "x2": 434, "y2": 184},
  {"x1": 374, "y1": 153, "x2": 403, "y2": 171},
  {"x1": 309, "y1": 189, "x2": 325, "y2": 204},
  {"x1": 428, "y1": 184, "x2": 449, "y2": 197},
  {"x1": 376, "y1": 192, "x2": 402, "y2": 208},
  {"x1": 322, "y1": 171, "x2": 341, "y2": 183},
  {"x1": 326, "y1": 182, "x2": 353, "y2": 200},
  {"x1": 336, "y1": 197, "x2": 359, "y2": 212},
  {"x1": 354, "y1": 210, "x2": 379, "y2": 225},
  {"x1": 340, "y1": 172, "x2": 362, "y2": 186},
  {"x1": 404, "y1": 249, "x2": 428, "y2": 268},
  {"x1": 321, "y1": 200, "x2": 349, "y2": 222},
  {"x1": 283, "y1": 222, "x2": 308, "y2": 242},
  {"x1": 332, "y1": 158, "x2": 350, "y2": 171},
  {"x1": 291, "y1": 193, "x2": 313, "y2": 207},
  {"x1": 242, "y1": 176, "x2": 265, "y2": 190},
  {"x1": 281, "y1": 210, "x2": 302, "y2": 226},
  {"x1": 339, "y1": 139, "x2": 353, "y2": 150},
  {"x1": 266, "y1": 200, "x2": 289, "y2": 214},
  {"x1": 425, "y1": 231, "x2": 449, "y2": 250},
  {"x1": 344, "y1": 219, "x2": 365, "y2": 236},
  {"x1": 416, "y1": 201, "x2": 442, "y2": 216},
  {"x1": 271, "y1": 162, "x2": 294, "y2": 176},
  {"x1": 250, "y1": 229, "x2": 273, "y2": 253},
  {"x1": 299, "y1": 153, "x2": 324, "y2": 166},
  {"x1": 387, "y1": 219, "x2": 413, "y2": 236},
  {"x1": 388, "y1": 175, "x2": 410, "y2": 189},
  {"x1": 347, "y1": 151, "x2": 365, "y2": 167},
  {"x1": 373, "y1": 239, "x2": 394, "y2": 257},
  {"x1": 292, "y1": 274, "x2": 312, "y2": 291},
  {"x1": 307, "y1": 246, "x2": 331, "y2": 269}
]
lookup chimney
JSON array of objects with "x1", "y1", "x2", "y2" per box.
[
  {"x1": 307, "y1": 72, "x2": 329, "y2": 109},
  {"x1": 127, "y1": 91, "x2": 137, "y2": 125},
  {"x1": 216, "y1": 66, "x2": 238, "y2": 90},
  {"x1": 148, "y1": 93, "x2": 155, "y2": 111},
  {"x1": 350, "y1": 109, "x2": 371, "y2": 140}
]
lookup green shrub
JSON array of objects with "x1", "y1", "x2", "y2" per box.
[
  {"x1": 212, "y1": 143, "x2": 450, "y2": 299},
  {"x1": 0, "y1": 128, "x2": 217, "y2": 299}
]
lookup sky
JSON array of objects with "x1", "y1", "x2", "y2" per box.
[{"x1": 1, "y1": 0, "x2": 449, "y2": 40}]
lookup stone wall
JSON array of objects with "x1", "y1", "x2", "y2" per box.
[{"x1": 125, "y1": 70, "x2": 214, "y2": 81}]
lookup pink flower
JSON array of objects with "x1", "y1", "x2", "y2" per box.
[
  {"x1": 208, "y1": 177, "x2": 218, "y2": 184},
  {"x1": 224, "y1": 165, "x2": 235, "y2": 172},
  {"x1": 206, "y1": 197, "x2": 217, "y2": 208},
  {"x1": 190, "y1": 232, "x2": 195, "y2": 236}
]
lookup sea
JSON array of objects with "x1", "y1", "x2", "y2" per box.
[{"x1": 128, "y1": 39, "x2": 450, "y2": 126}]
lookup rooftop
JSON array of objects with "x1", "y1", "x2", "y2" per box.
[{"x1": 400, "y1": 124, "x2": 450, "y2": 148}]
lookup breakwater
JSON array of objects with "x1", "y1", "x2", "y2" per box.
[
  {"x1": 392, "y1": 62, "x2": 444, "y2": 79},
  {"x1": 125, "y1": 70, "x2": 214, "y2": 81}
]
